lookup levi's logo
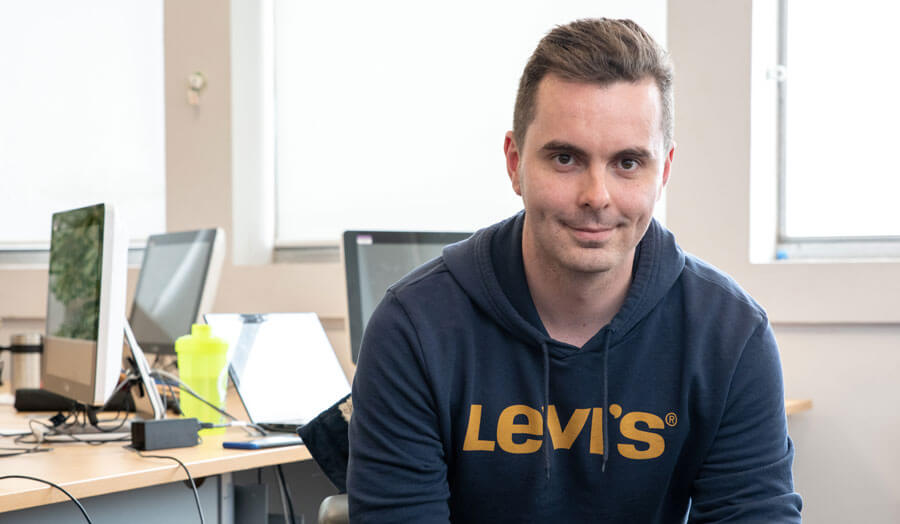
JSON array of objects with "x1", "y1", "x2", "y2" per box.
[{"x1": 462, "y1": 403, "x2": 677, "y2": 460}]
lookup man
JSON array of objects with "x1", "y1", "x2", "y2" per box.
[{"x1": 348, "y1": 18, "x2": 802, "y2": 522}]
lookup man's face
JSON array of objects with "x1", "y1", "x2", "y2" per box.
[{"x1": 504, "y1": 74, "x2": 674, "y2": 278}]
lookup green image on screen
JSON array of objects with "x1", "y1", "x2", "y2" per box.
[{"x1": 47, "y1": 205, "x2": 105, "y2": 341}]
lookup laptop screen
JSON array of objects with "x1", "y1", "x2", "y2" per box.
[{"x1": 204, "y1": 313, "x2": 350, "y2": 426}]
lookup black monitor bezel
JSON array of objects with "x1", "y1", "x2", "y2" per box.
[
  {"x1": 129, "y1": 228, "x2": 218, "y2": 354},
  {"x1": 342, "y1": 230, "x2": 471, "y2": 364}
]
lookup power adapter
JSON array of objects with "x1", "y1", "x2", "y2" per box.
[{"x1": 131, "y1": 418, "x2": 200, "y2": 451}]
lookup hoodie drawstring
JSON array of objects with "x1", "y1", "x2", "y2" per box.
[
  {"x1": 601, "y1": 328, "x2": 613, "y2": 473},
  {"x1": 541, "y1": 341, "x2": 551, "y2": 481},
  {"x1": 542, "y1": 329, "x2": 613, "y2": 479}
]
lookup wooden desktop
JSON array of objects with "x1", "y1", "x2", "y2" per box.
[{"x1": 0, "y1": 387, "x2": 312, "y2": 518}]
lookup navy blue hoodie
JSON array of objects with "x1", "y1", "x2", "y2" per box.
[{"x1": 348, "y1": 213, "x2": 802, "y2": 522}]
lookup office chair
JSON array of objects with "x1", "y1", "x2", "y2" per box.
[{"x1": 318, "y1": 494, "x2": 349, "y2": 524}]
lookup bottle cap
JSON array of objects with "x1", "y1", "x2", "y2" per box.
[
  {"x1": 192, "y1": 324, "x2": 212, "y2": 337},
  {"x1": 175, "y1": 324, "x2": 227, "y2": 355}
]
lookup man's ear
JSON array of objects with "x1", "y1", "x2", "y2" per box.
[
  {"x1": 504, "y1": 131, "x2": 522, "y2": 196},
  {"x1": 658, "y1": 142, "x2": 675, "y2": 200}
]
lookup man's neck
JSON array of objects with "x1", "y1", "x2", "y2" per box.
[{"x1": 523, "y1": 246, "x2": 634, "y2": 348}]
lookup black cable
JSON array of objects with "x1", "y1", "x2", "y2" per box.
[
  {"x1": 94, "y1": 370, "x2": 136, "y2": 415},
  {"x1": 27, "y1": 376, "x2": 134, "y2": 443},
  {"x1": 150, "y1": 369, "x2": 266, "y2": 436},
  {"x1": 150, "y1": 370, "x2": 239, "y2": 420},
  {"x1": 22, "y1": 374, "x2": 131, "y2": 444},
  {"x1": 86, "y1": 404, "x2": 131, "y2": 433},
  {"x1": 47, "y1": 409, "x2": 131, "y2": 445},
  {"x1": 0, "y1": 447, "x2": 51, "y2": 458},
  {"x1": 132, "y1": 449, "x2": 205, "y2": 524},
  {"x1": 164, "y1": 379, "x2": 181, "y2": 414},
  {"x1": 0, "y1": 474, "x2": 93, "y2": 523},
  {"x1": 276, "y1": 464, "x2": 297, "y2": 524},
  {"x1": 14, "y1": 418, "x2": 56, "y2": 446}
]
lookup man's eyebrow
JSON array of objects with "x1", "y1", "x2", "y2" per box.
[
  {"x1": 614, "y1": 147, "x2": 655, "y2": 159},
  {"x1": 540, "y1": 141, "x2": 589, "y2": 157}
]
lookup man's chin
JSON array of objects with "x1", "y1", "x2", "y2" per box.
[{"x1": 558, "y1": 251, "x2": 616, "y2": 275}]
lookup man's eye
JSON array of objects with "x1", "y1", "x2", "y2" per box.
[
  {"x1": 554, "y1": 154, "x2": 575, "y2": 166},
  {"x1": 619, "y1": 158, "x2": 640, "y2": 171}
]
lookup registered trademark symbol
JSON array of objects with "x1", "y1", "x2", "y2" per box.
[{"x1": 665, "y1": 412, "x2": 678, "y2": 427}]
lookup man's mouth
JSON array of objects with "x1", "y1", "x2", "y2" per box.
[{"x1": 564, "y1": 222, "x2": 617, "y2": 242}]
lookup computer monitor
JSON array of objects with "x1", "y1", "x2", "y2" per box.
[
  {"x1": 129, "y1": 228, "x2": 225, "y2": 354},
  {"x1": 43, "y1": 203, "x2": 128, "y2": 407},
  {"x1": 342, "y1": 230, "x2": 471, "y2": 363}
]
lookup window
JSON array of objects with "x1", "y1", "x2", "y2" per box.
[
  {"x1": 0, "y1": 1, "x2": 165, "y2": 248},
  {"x1": 271, "y1": 0, "x2": 668, "y2": 244},
  {"x1": 776, "y1": 0, "x2": 900, "y2": 257}
]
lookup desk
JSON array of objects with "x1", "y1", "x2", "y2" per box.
[
  {"x1": 785, "y1": 398, "x2": 813, "y2": 415},
  {"x1": 0, "y1": 392, "x2": 324, "y2": 523}
]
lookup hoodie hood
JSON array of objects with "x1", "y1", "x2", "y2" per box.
[{"x1": 443, "y1": 211, "x2": 686, "y2": 353}]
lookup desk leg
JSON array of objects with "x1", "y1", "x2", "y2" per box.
[{"x1": 218, "y1": 472, "x2": 234, "y2": 524}]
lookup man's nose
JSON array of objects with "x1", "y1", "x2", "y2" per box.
[{"x1": 578, "y1": 167, "x2": 611, "y2": 209}]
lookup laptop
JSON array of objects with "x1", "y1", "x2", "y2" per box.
[{"x1": 204, "y1": 313, "x2": 351, "y2": 433}]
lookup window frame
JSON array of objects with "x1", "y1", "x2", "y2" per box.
[{"x1": 773, "y1": 0, "x2": 900, "y2": 260}]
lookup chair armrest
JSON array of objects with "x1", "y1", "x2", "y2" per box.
[{"x1": 318, "y1": 494, "x2": 349, "y2": 524}]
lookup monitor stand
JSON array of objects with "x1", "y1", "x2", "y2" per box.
[
  {"x1": 123, "y1": 319, "x2": 166, "y2": 421},
  {"x1": 36, "y1": 322, "x2": 166, "y2": 443}
]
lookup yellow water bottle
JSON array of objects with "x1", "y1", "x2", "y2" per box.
[{"x1": 175, "y1": 324, "x2": 229, "y2": 435}]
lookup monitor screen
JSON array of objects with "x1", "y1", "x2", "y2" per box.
[
  {"x1": 129, "y1": 229, "x2": 221, "y2": 354},
  {"x1": 43, "y1": 203, "x2": 128, "y2": 406},
  {"x1": 343, "y1": 231, "x2": 471, "y2": 363},
  {"x1": 46, "y1": 205, "x2": 104, "y2": 342}
]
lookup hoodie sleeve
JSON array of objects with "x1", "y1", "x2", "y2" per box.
[
  {"x1": 347, "y1": 291, "x2": 451, "y2": 523},
  {"x1": 688, "y1": 319, "x2": 803, "y2": 522}
]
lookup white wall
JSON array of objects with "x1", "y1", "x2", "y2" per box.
[
  {"x1": 667, "y1": 1, "x2": 900, "y2": 522},
  {"x1": 778, "y1": 325, "x2": 900, "y2": 522}
]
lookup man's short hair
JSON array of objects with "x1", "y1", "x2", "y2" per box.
[{"x1": 513, "y1": 18, "x2": 674, "y2": 149}]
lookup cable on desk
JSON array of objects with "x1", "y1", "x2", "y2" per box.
[
  {"x1": 14, "y1": 418, "x2": 55, "y2": 446},
  {"x1": 131, "y1": 448, "x2": 205, "y2": 524},
  {"x1": 16, "y1": 409, "x2": 130, "y2": 446},
  {"x1": 0, "y1": 474, "x2": 94, "y2": 523},
  {"x1": 151, "y1": 369, "x2": 266, "y2": 435},
  {"x1": 13, "y1": 373, "x2": 134, "y2": 446},
  {"x1": 0, "y1": 446, "x2": 51, "y2": 458},
  {"x1": 163, "y1": 377, "x2": 181, "y2": 414},
  {"x1": 151, "y1": 369, "x2": 238, "y2": 419},
  {"x1": 276, "y1": 464, "x2": 298, "y2": 524}
]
